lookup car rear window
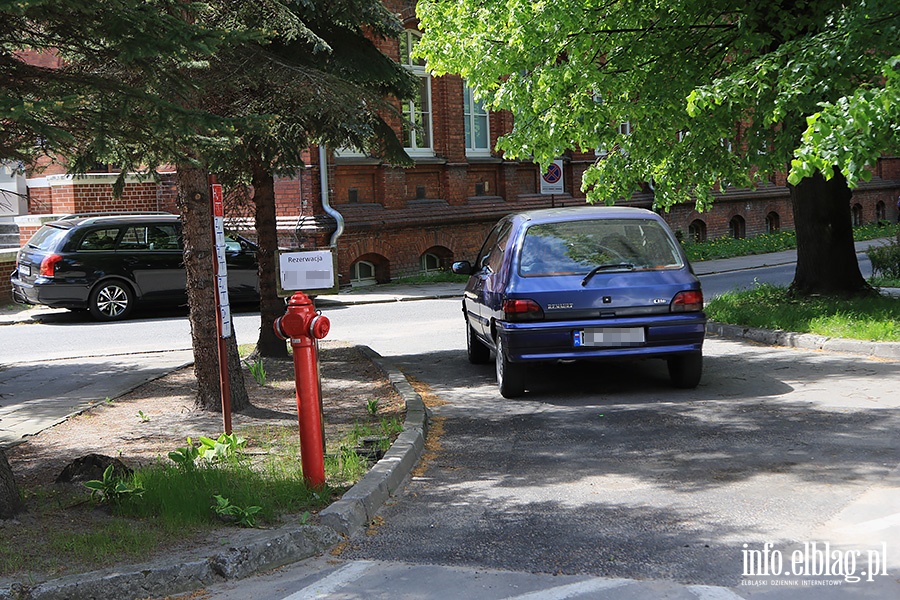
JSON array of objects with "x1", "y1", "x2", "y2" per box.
[
  {"x1": 519, "y1": 218, "x2": 684, "y2": 276},
  {"x1": 26, "y1": 225, "x2": 69, "y2": 251}
]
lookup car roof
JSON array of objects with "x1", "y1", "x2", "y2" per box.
[
  {"x1": 515, "y1": 206, "x2": 659, "y2": 225},
  {"x1": 47, "y1": 213, "x2": 179, "y2": 229}
]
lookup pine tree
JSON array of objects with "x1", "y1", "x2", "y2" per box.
[{"x1": 3, "y1": 0, "x2": 413, "y2": 410}]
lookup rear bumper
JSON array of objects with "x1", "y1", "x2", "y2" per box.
[
  {"x1": 498, "y1": 313, "x2": 707, "y2": 362},
  {"x1": 10, "y1": 272, "x2": 91, "y2": 309}
]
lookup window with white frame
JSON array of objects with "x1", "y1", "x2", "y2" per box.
[
  {"x1": 351, "y1": 260, "x2": 376, "y2": 286},
  {"x1": 597, "y1": 121, "x2": 632, "y2": 157},
  {"x1": 463, "y1": 83, "x2": 490, "y2": 156},
  {"x1": 421, "y1": 252, "x2": 441, "y2": 272},
  {"x1": 400, "y1": 30, "x2": 433, "y2": 156}
]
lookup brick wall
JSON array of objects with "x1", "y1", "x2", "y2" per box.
[
  {"x1": 666, "y1": 186, "x2": 794, "y2": 240},
  {"x1": 879, "y1": 157, "x2": 900, "y2": 180},
  {"x1": 336, "y1": 219, "x2": 494, "y2": 285},
  {"x1": 664, "y1": 179, "x2": 898, "y2": 241},
  {"x1": 17, "y1": 173, "x2": 179, "y2": 245},
  {"x1": 0, "y1": 250, "x2": 16, "y2": 303},
  {"x1": 16, "y1": 49, "x2": 62, "y2": 69}
]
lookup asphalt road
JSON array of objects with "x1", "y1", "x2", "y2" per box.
[{"x1": 325, "y1": 308, "x2": 900, "y2": 582}]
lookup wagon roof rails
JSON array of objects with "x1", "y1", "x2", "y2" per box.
[{"x1": 57, "y1": 211, "x2": 176, "y2": 220}]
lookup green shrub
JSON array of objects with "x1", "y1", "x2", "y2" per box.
[{"x1": 867, "y1": 241, "x2": 900, "y2": 280}]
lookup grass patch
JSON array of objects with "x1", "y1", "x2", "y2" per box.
[
  {"x1": 0, "y1": 486, "x2": 196, "y2": 577},
  {"x1": 706, "y1": 284, "x2": 900, "y2": 341},
  {"x1": 870, "y1": 276, "x2": 900, "y2": 288},
  {"x1": 388, "y1": 270, "x2": 469, "y2": 285},
  {"x1": 46, "y1": 519, "x2": 176, "y2": 564},
  {"x1": 120, "y1": 458, "x2": 326, "y2": 526},
  {"x1": 345, "y1": 418, "x2": 404, "y2": 452},
  {"x1": 0, "y1": 419, "x2": 389, "y2": 577},
  {"x1": 681, "y1": 221, "x2": 898, "y2": 263}
]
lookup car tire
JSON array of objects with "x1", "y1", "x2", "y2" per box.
[
  {"x1": 89, "y1": 280, "x2": 134, "y2": 321},
  {"x1": 467, "y1": 324, "x2": 491, "y2": 364},
  {"x1": 495, "y1": 334, "x2": 525, "y2": 398},
  {"x1": 667, "y1": 352, "x2": 703, "y2": 389}
]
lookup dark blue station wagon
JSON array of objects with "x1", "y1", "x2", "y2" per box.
[
  {"x1": 10, "y1": 213, "x2": 259, "y2": 321},
  {"x1": 452, "y1": 206, "x2": 707, "y2": 398}
]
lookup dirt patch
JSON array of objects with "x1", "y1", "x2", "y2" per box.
[{"x1": 0, "y1": 341, "x2": 403, "y2": 583}]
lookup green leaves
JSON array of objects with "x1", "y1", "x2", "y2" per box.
[
  {"x1": 168, "y1": 437, "x2": 203, "y2": 471},
  {"x1": 790, "y1": 56, "x2": 900, "y2": 187},
  {"x1": 84, "y1": 465, "x2": 144, "y2": 504},
  {"x1": 416, "y1": 0, "x2": 900, "y2": 207},
  {"x1": 211, "y1": 495, "x2": 262, "y2": 528},
  {"x1": 198, "y1": 433, "x2": 248, "y2": 462}
]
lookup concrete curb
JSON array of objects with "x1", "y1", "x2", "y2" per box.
[
  {"x1": 706, "y1": 321, "x2": 900, "y2": 360},
  {"x1": 319, "y1": 346, "x2": 428, "y2": 535},
  {"x1": 0, "y1": 525, "x2": 341, "y2": 600},
  {"x1": 0, "y1": 345, "x2": 427, "y2": 600}
]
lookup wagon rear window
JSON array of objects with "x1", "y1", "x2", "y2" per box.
[{"x1": 26, "y1": 225, "x2": 68, "y2": 251}]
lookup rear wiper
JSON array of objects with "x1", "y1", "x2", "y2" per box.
[{"x1": 581, "y1": 263, "x2": 635, "y2": 286}]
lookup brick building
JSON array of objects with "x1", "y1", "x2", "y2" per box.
[
  {"x1": 260, "y1": 0, "x2": 900, "y2": 286},
  {"x1": 4, "y1": 2, "x2": 900, "y2": 291}
]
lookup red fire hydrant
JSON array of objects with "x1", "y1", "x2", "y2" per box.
[{"x1": 274, "y1": 291, "x2": 331, "y2": 489}]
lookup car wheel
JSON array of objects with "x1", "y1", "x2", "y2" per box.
[
  {"x1": 495, "y1": 334, "x2": 525, "y2": 398},
  {"x1": 467, "y1": 324, "x2": 491, "y2": 364},
  {"x1": 89, "y1": 280, "x2": 134, "y2": 321},
  {"x1": 667, "y1": 352, "x2": 703, "y2": 389}
]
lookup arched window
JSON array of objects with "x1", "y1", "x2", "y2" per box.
[
  {"x1": 421, "y1": 252, "x2": 441, "y2": 272},
  {"x1": 765, "y1": 211, "x2": 780, "y2": 234},
  {"x1": 852, "y1": 203, "x2": 863, "y2": 227},
  {"x1": 399, "y1": 30, "x2": 433, "y2": 155},
  {"x1": 729, "y1": 215, "x2": 746, "y2": 239},
  {"x1": 688, "y1": 219, "x2": 707, "y2": 243},
  {"x1": 351, "y1": 260, "x2": 376, "y2": 286},
  {"x1": 876, "y1": 201, "x2": 886, "y2": 222}
]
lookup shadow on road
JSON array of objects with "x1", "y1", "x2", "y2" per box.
[{"x1": 339, "y1": 339, "x2": 900, "y2": 585}]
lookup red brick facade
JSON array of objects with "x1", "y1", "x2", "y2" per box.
[
  {"x1": 0, "y1": 250, "x2": 15, "y2": 302},
  {"x1": 14, "y1": 173, "x2": 178, "y2": 246}
]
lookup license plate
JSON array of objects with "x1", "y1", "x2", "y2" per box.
[
  {"x1": 19, "y1": 264, "x2": 31, "y2": 277},
  {"x1": 574, "y1": 327, "x2": 645, "y2": 347}
]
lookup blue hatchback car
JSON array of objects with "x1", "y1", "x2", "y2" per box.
[{"x1": 452, "y1": 206, "x2": 706, "y2": 398}]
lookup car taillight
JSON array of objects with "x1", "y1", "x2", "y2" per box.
[
  {"x1": 502, "y1": 298, "x2": 544, "y2": 321},
  {"x1": 671, "y1": 290, "x2": 703, "y2": 312},
  {"x1": 40, "y1": 254, "x2": 63, "y2": 277}
]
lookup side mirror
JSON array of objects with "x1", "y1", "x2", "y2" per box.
[{"x1": 451, "y1": 260, "x2": 473, "y2": 275}]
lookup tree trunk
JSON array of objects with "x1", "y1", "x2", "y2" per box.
[
  {"x1": 0, "y1": 448, "x2": 23, "y2": 519},
  {"x1": 788, "y1": 169, "x2": 873, "y2": 298},
  {"x1": 176, "y1": 164, "x2": 250, "y2": 412},
  {"x1": 251, "y1": 162, "x2": 289, "y2": 358}
]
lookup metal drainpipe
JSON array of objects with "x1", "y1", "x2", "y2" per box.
[{"x1": 318, "y1": 144, "x2": 344, "y2": 247}]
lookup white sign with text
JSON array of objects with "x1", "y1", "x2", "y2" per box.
[{"x1": 279, "y1": 250, "x2": 336, "y2": 291}]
